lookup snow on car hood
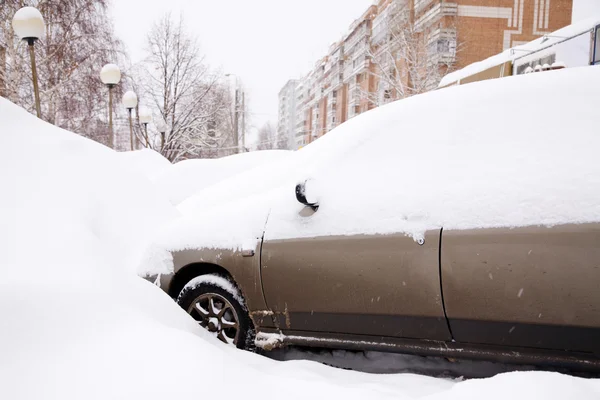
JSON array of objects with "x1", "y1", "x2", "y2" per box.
[{"x1": 140, "y1": 187, "x2": 277, "y2": 276}]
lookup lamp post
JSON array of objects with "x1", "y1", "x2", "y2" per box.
[
  {"x1": 156, "y1": 119, "x2": 168, "y2": 152},
  {"x1": 225, "y1": 73, "x2": 244, "y2": 153},
  {"x1": 138, "y1": 107, "x2": 152, "y2": 148},
  {"x1": 100, "y1": 64, "x2": 121, "y2": 149},
  {"x1": 12, "y1": 7, "x2": 45, "y2": 119},
  {"x1": 122, "y1": 91, "x2": 138, "y2": 151}
]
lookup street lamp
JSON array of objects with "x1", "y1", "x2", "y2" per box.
[
  {"x1": 156, "y1": 119, "x2": 168, "y2": 151},
  {"x1": 122, "y1": 91, "x2": 138, "y2": 151},
  {"x1": 225, "y1": 73, "x2": 245, "y2": 153},
  {"x1": 12, "y1": 7, "x2": 45, "y2": 119},
  {"x1": 138, "y1": 107, "x2": 152, "y2": 148},
  {"x1": 100, "y1": 64, "x2": 121, "y2": 149}
]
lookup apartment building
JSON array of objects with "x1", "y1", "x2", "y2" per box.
[
  {"x1": 278, "y1": 0, "x2": 573, "y2": 146},
  {"x1": 276, "y1": 79, "x2": 298, "y2": 149}
]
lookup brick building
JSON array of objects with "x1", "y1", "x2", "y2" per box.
[{"x1": 279, "y1": 0, "x2": 572, "y2": 148}]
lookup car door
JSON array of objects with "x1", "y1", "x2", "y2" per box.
[
  {"x1": 261, "y1": 227, "x2": 451, "y2": 341},
  {"x1": 441, "y1": 223, "x2": 600, "y2": 353},
  {"x1": 256, "y1": 104, "x2": 451, "y2": 342}
]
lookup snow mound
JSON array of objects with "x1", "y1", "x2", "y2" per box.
[
  {"x1": 155, "y1": 149, "x2": 292, "y2": 205},
  {"x1": 117, "y1": 148, "x2": 172, "y2": 181}
]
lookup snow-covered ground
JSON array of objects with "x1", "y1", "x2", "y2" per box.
[{"x1": 2, "y1": 67, "x2": 600, "y2": 398}]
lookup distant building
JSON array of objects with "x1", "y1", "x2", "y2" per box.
[
  {"x1": 276, "y1": 79, "x2": 298, "y2": 149},
  {"x1": 278, "y1": 0, "x2": 573, "y2": 145}
]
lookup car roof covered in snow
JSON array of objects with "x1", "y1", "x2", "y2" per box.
[{"x1": 152, "y1": 67, "x2": 600, "y2": 266}]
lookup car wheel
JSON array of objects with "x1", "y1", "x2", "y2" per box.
[{"x1": 176, "y1": 274, "x2": 254, "y2": 350}]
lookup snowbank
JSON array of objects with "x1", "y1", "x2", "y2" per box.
[
  {"x1": 155, "y1": 149, "x2": 292, "y2": 205},
  {"x1": 117, "y1": 148, "x2": 172, "y2": 181}
]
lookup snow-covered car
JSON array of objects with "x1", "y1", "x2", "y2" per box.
[
  {"x1": 144, "y1": 67, "x2": 600, "y2": 369},
  {"x1": 154, "y1": 150, "x2": 293, "y2": 205}
]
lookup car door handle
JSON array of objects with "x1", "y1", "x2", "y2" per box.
[{"x1": 242, "y1": 249, "x2": 255, "y2": 257}]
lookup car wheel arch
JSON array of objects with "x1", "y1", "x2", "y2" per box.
[{"x1": 168, "y1": 262, "x2": 235, "y2": 299}]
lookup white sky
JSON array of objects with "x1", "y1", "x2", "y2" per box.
[
  {"x1": 572, "y1": 0, "x2": 600, "y2": 22},
  {"x1": 111, "y1": 0, "x2": 374, "y2": 143}
]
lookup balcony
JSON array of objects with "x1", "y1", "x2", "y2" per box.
[
  {"x1": 415, "y1": 2, "x2": 457, "y2": 32},
  {"x1": 353, "y1": 57, "x2": 370, "y2": 73},
  {"x1": 414, "y1": 0, "x2": 434, "y2": 15},
  {"x1": 427, "y1": 28, "x2": 457, "y2": 64}
]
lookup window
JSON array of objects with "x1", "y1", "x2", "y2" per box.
[
  {"x1": 428, "y1": 38, "x2": 453, "y2": 56},
  {"x1": 594, "y1": 25, "x2": 600, "y2": 65}
]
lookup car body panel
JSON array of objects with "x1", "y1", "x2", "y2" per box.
[
  {"x1": 441, "y1": 223, "x2": 600, "y2": 353},
  {"x1": 261, "y1": 230, "x2": 452, "y2": 341}
]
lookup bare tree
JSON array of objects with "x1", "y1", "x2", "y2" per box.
[
  {"x1": 366, "y1": 0, "x2": 458, "y2": 105},
  {"x1": 0, "y1": 0, "x2": 125, "y2": 147},
  {"x1": 256, "y1": 122, "x2": 286, "y2": 150},
  {"x1": 133, "y1": 14, "x2": 234, "y2": 162}
]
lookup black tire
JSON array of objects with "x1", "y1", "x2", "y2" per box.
[{"x1": 176, "y1": 274, "x2": 254, "y2": 350}]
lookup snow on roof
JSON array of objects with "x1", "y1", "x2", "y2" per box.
[{"x1": 439, "y1": 16, "x2": 600, "y2": 87}]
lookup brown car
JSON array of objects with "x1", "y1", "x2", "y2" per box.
[{"x1": 151, "y1": 68, "x2": 600, "y2": 370}]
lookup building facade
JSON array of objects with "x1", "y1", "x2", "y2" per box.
[
  {"x1": 276, "y1": 79, "x2": 298, "y2": 149},
  {"x1": 278, "y1": 0, "x2": 572, "y2": 147}
]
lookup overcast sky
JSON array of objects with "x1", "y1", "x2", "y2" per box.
[
  {"x1": 111, "y1": 0, "x2": 374, "y2": 143},
  {"x1": 112, "y1": 0, "x2": 600, "y2": 143},
  {"x1": 572, "y1": 0, "x2": 600, "y2": 22}
]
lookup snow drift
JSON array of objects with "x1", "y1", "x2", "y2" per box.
[
  {"x1": 117, "y1": 148, "x2": 173, "y2": 181},
  {"x1": 155, "y1": 149, "x2": 292, "y2": 205}
]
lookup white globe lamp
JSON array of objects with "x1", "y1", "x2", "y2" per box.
[
  {"x1": 12, "y1": 7, "x2": 45, "y2": 118},
  {"x1": 122, "y1": 91, "x2": 138, "y2": 151}
]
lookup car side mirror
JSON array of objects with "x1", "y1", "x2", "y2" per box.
[{"x1": 295, "y1": 180, "x2": 319, "y2": 211}]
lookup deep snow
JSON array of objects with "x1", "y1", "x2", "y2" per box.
[
  {"x1": 154, "y1": 149, "x2": 292, "y2": 205},
  {"x1": 2, "y1": 68, "x2": 600, "y2": 399},
  {"x1": 117, "y1": 148, "x2": 173, "y2": 181}
]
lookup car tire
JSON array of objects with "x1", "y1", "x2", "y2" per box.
[{"x1": 177, "y1": 274, "x2": 254, "y2": 350}]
